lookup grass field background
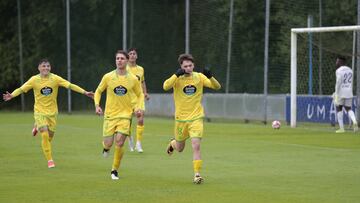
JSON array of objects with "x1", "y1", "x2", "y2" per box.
[{"x1": 0, "y1": 112, "x2": 360, "y2": 203}]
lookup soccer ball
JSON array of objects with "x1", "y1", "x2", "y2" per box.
[{"x1": 272, "y1": 120, "x2": 281, "y2": 129}]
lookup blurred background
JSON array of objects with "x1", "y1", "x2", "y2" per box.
[{"x1": 0, "y1": 0, "x2": 359, "y2": 123}]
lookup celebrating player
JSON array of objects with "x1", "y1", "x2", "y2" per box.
[
  {"x1": 333, "y1": 56, "x2": 358, "y2": 133},
  {"x1": 2, "y1": 59, "x2": 94, "y2": 168},
  {"x1": 94, "y1": 50, "x2": 144, "y2": 180},
  {"x1": 163, "y1": 53, "x2": 221, "y2": 184},
  {"x1": 126, "y1": 48, "x2": 150, "y2": 153}
]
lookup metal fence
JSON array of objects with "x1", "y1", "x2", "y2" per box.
[{"x1": 1, "y1": 0, "x2": 359, "y2": 123}]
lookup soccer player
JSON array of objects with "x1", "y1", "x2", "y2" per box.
[
  {"x1": 94, "y1": 50, "x2": 144, "y2": 180},
  {"x1": 126, "y1": 48, "x2": 150, "y2": 153},
  {"x1": 2, "y1": 59, "x2": 94, "y2": 168},
  {"x1": 163, "y1": 53, "x2": 221, "y2": 184},
  {"x1": 333, "y1": 56, "x2": 358, "y2": 133}
]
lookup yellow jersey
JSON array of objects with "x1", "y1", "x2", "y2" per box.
[
  {"x1": 127, "y1": 64, "x2": 145, "y2": 83},
  {"x1": 163, "y1": 72, "x2": 221, "y2": 121},
  {"x1": 11, "y1": 73, "x2": 86, "y2": 115},
  {"x1": 94, "y1": 70, "x2": 144, "y2": 119}
]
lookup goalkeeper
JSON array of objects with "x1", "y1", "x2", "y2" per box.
[
  {"x1": 163, "y1": 53, "x2": 221, "y2": 184},
  {"x1": 333, "y1": 56, "x2": 358, "y2": 133},
  {"x1": 2, "y1": 59, "x2": 94, "y2": 168}
]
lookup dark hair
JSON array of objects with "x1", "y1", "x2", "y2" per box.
[
  {"x1": 178, "y1": 54, "x2": 194, "y2": 65},
  {"x1": 128, "y1": 48, "x2": 137, "y2": 53},
  {"x1": 337, "y1": 56, "x2": 346, "y2": 62},
  {"x1": 115, "y1": 50, "x2": 129, "y2": 59},
  {"x1": 38, "y1": 58, "x2": 50, "y2": 66}
]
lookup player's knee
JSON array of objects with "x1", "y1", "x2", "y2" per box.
[
  {"x1": 177, "y1": 143, "x2": 185, "y2": 152},
  {"x1": 137, "y1": 119, "x2": 144, "y2": 125},
  {"x1": 103, "y1": 140, "x2": 113, "y2": 148},
  {"x1": 39, "y1": 126, "x2": 49, "y2": 133},
  {"x1": 115, "y1": 139, "x2": 125, "y2": 147}
]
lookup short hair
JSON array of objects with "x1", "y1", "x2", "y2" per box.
[
  {"x1": 337, "y1": 56, "x2": 346, "y2": 62},
  {"x1": 38, "y1": 58, "x2": 50, "y2": 66},
  {"x1": 128, "y1": 47, "x2": 137, "y2": 53},
  {"x1": 178, "y1": 54, "x2": 194, "y2": 65},
  {"x1": 115, "y1": 50, "x2": 129, "y2": 59}
]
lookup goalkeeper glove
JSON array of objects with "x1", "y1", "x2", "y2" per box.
[
  {"x1": 202, "y1": 68, "x2": 212, "y2": 79},
  {"x1": 175, "y1": 69, "x2": 185, "y2": 77}
]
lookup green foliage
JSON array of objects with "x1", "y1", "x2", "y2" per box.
[{"x1": 0, "y1": 0, "x2": 358, "y2": 107}]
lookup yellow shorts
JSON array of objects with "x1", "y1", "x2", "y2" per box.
[
  {"x1": 34, "y1": 114, "x2": 57, "y2": 132},
  {"x1": 103, "y1": 118, "x2": 131, "y2": 137},
  {"x1": 174, "y1": 119, "x2": 203, "y2": 142}
]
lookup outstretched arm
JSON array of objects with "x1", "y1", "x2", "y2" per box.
[
  {"x1": 3, "y1": 91, "x2": 13, "y2": 101},
  {"x1": 3, "y1": 77, "x2": 34, "y2": 101}
]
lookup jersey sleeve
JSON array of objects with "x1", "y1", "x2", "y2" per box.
[
  {"x1": 141, "y1": 68, "x2": 145, "y2": 82},
  {"x1": 55, "y1": 74, "x2": 86, "y2": 94},
  {"x1": 11, "y1": 77, "x2": 35, "y2": 97},
  {"x1": 55, "y1": 75, "x2": 71, "y2": 88},
  {"x1": 133, "y1": 78, "x2": 145, "y2": 110},
  {"x1": 163, "y1": 75, "x2": 178, "y2": 91},
  {"x1": 201, "y1": 74, "x2": 221, "y2": 90},
  {"x1": 335, "y1": 70, "x2": 341, "y2": 95},
  {"x1": 94, "y1": 75, "x2": 108, "y2": 106}
]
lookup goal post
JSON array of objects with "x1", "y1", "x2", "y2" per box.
[{"x1": 290, "y1": 25, "x2": 360, "y2": 127}]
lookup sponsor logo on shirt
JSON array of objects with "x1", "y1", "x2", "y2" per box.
[
  {"x1": 40, "y1": 87, "x2": 53, "y2": 96},
  {"x1": 183, "y1": 85, "x2": 196, "y2": 95},
  {"x1": 113, "y1": 85, "x2": 127, "y2": 96}
]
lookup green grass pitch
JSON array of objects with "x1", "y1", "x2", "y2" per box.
[{"x1": 0, "y1": 112, "x2": 360, "y2": 203}]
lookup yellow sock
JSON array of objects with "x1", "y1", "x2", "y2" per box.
[
  {"x1": 136, "y1": 125, "x2": 144, "y2": 142},
  {"x1": 112, "y1": 146, "x2": 124, "y2": 170},
  {"x1": 40, "y1": 131, "x2": 53, "y2": 161},
  {"x1": 193, "y1": 160, "x2": 203, "y2": 174}
]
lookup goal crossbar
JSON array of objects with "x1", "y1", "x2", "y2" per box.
[{"x1": 290, "y1": 25, "x2": 360, "y2": 127}]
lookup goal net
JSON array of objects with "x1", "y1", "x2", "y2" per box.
[{"x1": 290, "y1": 25, "x2": 360, "y2": 128}]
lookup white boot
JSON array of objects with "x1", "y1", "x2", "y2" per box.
[
  {"x1": 135, "y1": 142, "x2": 143, "y2": 153},
  {"x1": 128, "y1": 136, "x2": 134, "y2": 152}
]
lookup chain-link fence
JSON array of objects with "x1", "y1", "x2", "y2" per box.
[{"x1": 0, "y1": 0, "x2": 358, "y2": 112}]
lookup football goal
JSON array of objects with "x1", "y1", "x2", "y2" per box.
[{"x1": 290, "y1": 25, "x2": 360, "y2": 127}]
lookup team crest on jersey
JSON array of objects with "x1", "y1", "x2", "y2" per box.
[
  {"x1": 183, "y1": 85, "x2": 197, "y2": 95},
  {"x1": 113, "y1": 85, "x2": 127, "y2": 96},
  {"x1": 40, "y1": 87, "x2": 53, "y2": 96}
]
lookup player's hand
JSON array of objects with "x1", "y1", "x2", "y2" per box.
[
  {"x1": 332, "y1": 92, "x2": 339, "y2": 105},
  {"x1": 175, "y1": 69, "x2": 185, "y2": 77},
  {"x1": 144, "y1": 93, "x2": 150, "y2": 101},
  {"x1": 2, "y1": 91, "x2": 13, "y2": 101},
  {"x1": 85, "y1": 91, "x2": 94, "y2": 99},
  {"x1": 202, "y1": 68, "x2": 212, "y2": 79},
  {"x1": 134, "y1": 109, "x2": 143, "y2": 117},
  {"x1": 95, "y1": 106, "x2": 103, "y2": 115}
]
